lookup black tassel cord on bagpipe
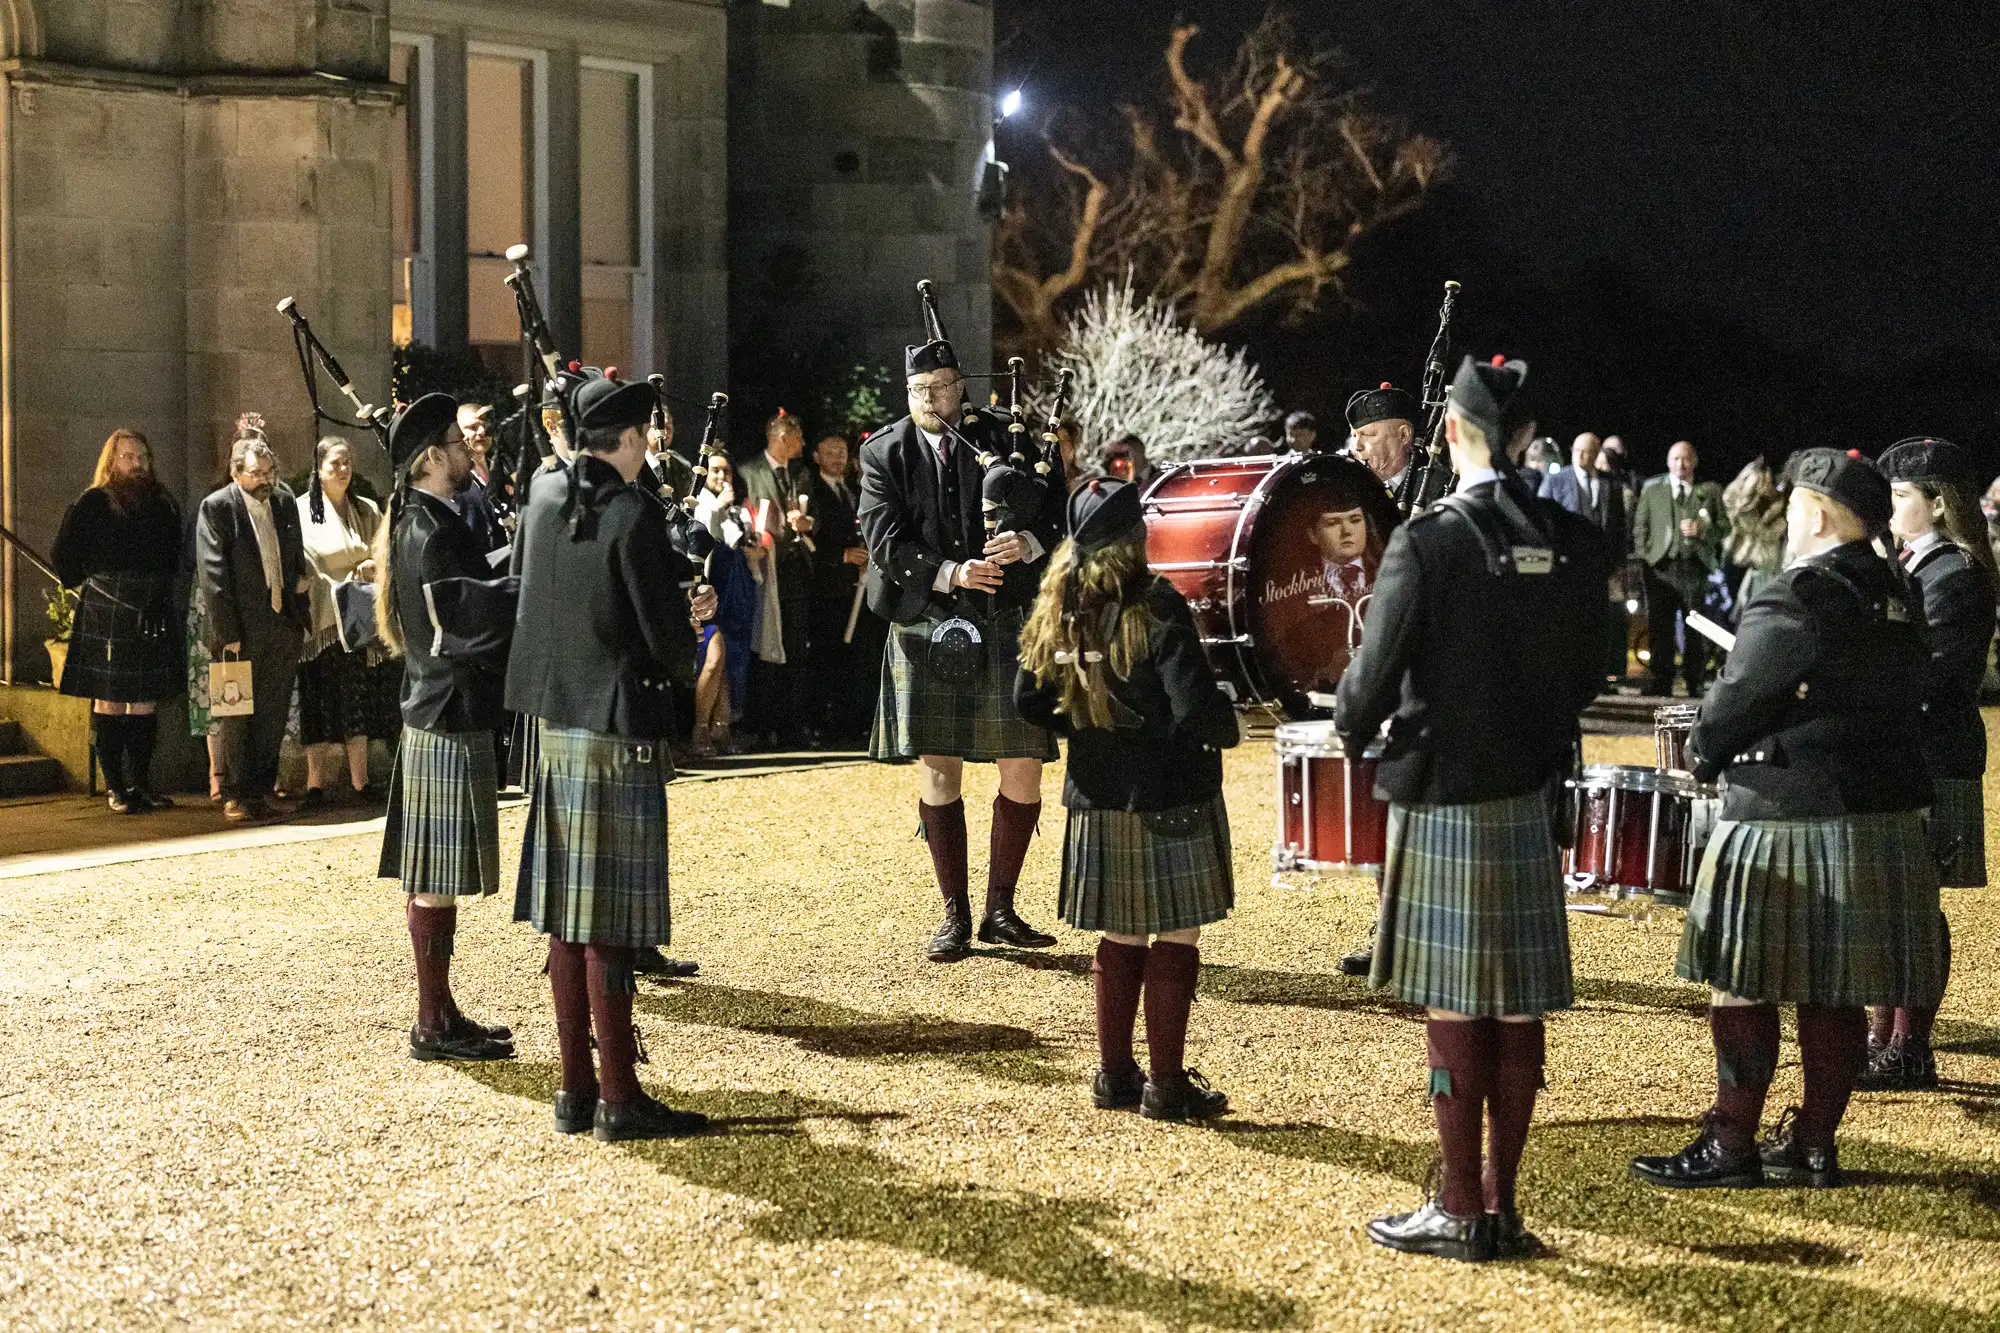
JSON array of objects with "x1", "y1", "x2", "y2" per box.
[
  {"x1": 1393, "y1": 279, "x2": 1461, "y2": 515},
  {"x1": 276, "y1": 297, "x2": 394, "y2": 454}
]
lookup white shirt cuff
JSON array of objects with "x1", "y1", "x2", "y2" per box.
[
  {"x1": 933, "y1": 560, "x2": 957, "y2": 593},
  {"x1": 1017, "y1": 531, "x2": 1045, "y2": 563}
]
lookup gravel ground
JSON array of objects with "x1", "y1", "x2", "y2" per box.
[{"x1": 0, "y1": 728, "x2": 1995, "y2": 1332}]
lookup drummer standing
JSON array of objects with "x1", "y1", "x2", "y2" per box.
[
  {"x1": 1335, "y1": 355, "x2": 1609, "y2": 1262},
  {"x1": 1631, "y1": 449, "x2": 1940, "y2": 1190},
  {"x1": 1858, "y1": 438, "x2": 1993, "y2": 1091}
]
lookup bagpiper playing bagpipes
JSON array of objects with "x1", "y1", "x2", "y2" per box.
[{"x1": 859, "y1": 279, "x2": 1069, "y2": 962}]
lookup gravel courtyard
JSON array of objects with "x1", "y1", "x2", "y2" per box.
[{"x1": 1, "y1": 732, "x2": 1995, "y2": 1331}]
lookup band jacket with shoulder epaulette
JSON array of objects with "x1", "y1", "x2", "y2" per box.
[
  {"x1": 1689, "y1": 538, "x2": 1932, "y2": 820},
  {"x1": 1013, "y1": 577, "x2": 1240, "y2": 811},
  {"x1": 1333, "y1": 475, "x2": 1611, "y2": 806},
  {"x1": 1907, "y1": 540, "x2": 1995, "y2": 780},
  {"x1": 858, "y1": 406, "x2": 1066, "y2": 625},
  {"x1": 504, "y1": 455, "x2": 699, "y2": 741},
  {"x1": 388, "y1": 489, "x2": 514, "y2": 734}
]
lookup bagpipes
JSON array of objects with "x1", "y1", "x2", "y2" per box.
[
  {"x1": 1394, "y1": 279, "x2": 1460, "y2": 514},
  {"x1": 276, "y1": 297, "x2": 394, "y2": 453}
]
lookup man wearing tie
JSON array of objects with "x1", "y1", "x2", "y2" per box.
[
  {"x1": 1631, "y1": 440, "x2": 1728, "y2": 697},
  {"x1": 1542, "y1": 433, "x2": 1629, "y2": 685}
]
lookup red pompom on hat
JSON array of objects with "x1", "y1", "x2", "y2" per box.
[
  {"x1": 1490, "y1": 354, "x2": 1506, "y2": 367},
  {"x1": 1380, "y1": 381, "x2": 1393, "y2": 390}
]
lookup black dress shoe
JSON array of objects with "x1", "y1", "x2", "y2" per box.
[
  {"x1": 1338, "y1": 946, "x2": 1374, "y2": 977},
  {"x1": 553, "y1": 1090, "x2": 598, "y2": 1135},
  {"x1": 134, "y1": 790, "x2": 176, "y2": 811},
  {"x1": 1140, "y1": 1069, "x2": 1228, "y2": 1121},
  {"x1": 409, "y1": 1024, "x2": 515, "y2": 1062},
  {"x1": 927, "y1": 901, "x2": 972, "y2": 962},
  {"x1": 1366, "y1": 1200, "x2": 1494, "y2": 1262},
  {"x1": 1487, "y1": 1208, "x2": 1543, "y2": 1259},
  {"x1": 1629, "y1": 1115, "x2": 1762, "y2": 1189},
  {"x1": 1758, "y1": 1108, "x2": 1843, "y2": 1188},
  {"x1": 449, "y1": 1012, "x2": 514, "y2": 1043},
  {"x1": 1855, "y1": 1035, "x2": 1937, "y2": 1092},
  {"x1": 632, "y1": 947, "x2": 700, "y2": 979},
  {"x1": 107, "y1": 789, "x2": 136, "y2": 815},
  {"x1": 301, "y1": 787, "x2": 328, "y2": 810},
  {"x1": 976, "y1": 904, "x2": 1056, "y2": 948},
  {"x1": 594, "y1": 1092, "x2": 709, "y2": 1142},
  {"x1": 1092, "y1": 1065, "x2": 1146, "y2": 1110}
]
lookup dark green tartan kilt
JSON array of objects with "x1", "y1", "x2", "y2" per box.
[
  {"x1": 869, "y1": 606, "x2": 1057, "y2": 763},
  {"x1": 1059, "y1": 794, "x2": 1235, "y2": 935},
  {"x1": 512, "y1": 723, "x2": 673, "y2": 948},
  {"x1": 1928, "y1": 778, "x2": 1986, "y2": 888},
  {"x1": 60, "y1": 573, "x2": 180, "y2": 701},
  {"x1": 1676, "y1": 810, "x2": 1944, "y2": 1006},
  {"x1": 1368, "y1": 790, "x2": 1574, "y2": 1017},
  {"x1": 378, "y1": 727, "x2": 500, "y2": 897}
]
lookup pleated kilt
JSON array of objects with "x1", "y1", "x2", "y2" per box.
[
  {"x1": 60, "y1": 572, "x2": 180, "y2": 701},
  {"x1": 1059, "y1": 794, "x2": 1235, "y2": 935},
  {"x1": 870, "y1": 606, "x2": 1056, "y2": 763},
  {"x1": 512, "y1": 723, "x2": 673, "y2": 948},
  {"x1": 378, "y1": 727, "x2": 500, "y2": 897},
  {"x1": 1676, "y1": 810, "x2": 1944, "y2": 1006},
  {"x1": 1928, "y1": 778, "x2": 1986, "y2": 888},
  {"x1": 1368, "y1": 789, "x2": 1574, "y2": 1017}
]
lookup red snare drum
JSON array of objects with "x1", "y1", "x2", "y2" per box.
[
  {"x1": 1655, "y1": 703, "x2": 1701, "y2": 775},
  {"x1": 1144, "y1": 453, "x2": 1402, "y2": 717},
  {"x1": 1273, "y1": 721, "x2": 1389, "y2": 872},
  {"x1": 1567, "y1": 764, "x2": 1705, "y2": 906}
]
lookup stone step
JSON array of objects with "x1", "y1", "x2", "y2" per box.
[
  {"x1": 0, "y1": 753, "x2": 62, "y2": 798},
  {"x1": 0, "y1": 720, "x2": 20, "y2": 754}
]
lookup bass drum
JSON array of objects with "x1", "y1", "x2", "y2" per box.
[{"x1": 1142, "y1": 453, "x2": 1402, "y2": 717}]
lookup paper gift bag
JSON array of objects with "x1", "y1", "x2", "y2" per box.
[{"x1": 208, "y1": 652, "x2": 255, "y2": 717}]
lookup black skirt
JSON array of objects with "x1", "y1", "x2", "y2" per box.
[{"x1": 297, "y1": 648, "x2": 403, "y2": 745}]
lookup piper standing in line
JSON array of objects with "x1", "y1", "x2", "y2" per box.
[
  {"x1": 508, "y1": 375, "x2": 717, "y2": 1142},
  {"x1": 860, "y1": 302, "x2": 1066, "y2": 962},
  {"x1": 375, "y1": 394, "x2": 519, "y2": 1063},
  {"x1": 1857, "y1": 437, "x2": 1993, "y2": 1091},
  {"x1": 1335, "y1": 356, "x2": 1609, "y2": 1262},
  {"x1": 1015, "y1": 479, "x2": 1241, "y2": 1121},
  {"x1": 1347, "y1": 382, "x2": 1453, "y2": 516},
  {"x1": 1631, "y1": 449, "x2": 1940, "y2": 1191}
]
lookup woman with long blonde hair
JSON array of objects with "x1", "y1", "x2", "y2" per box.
[{"x1": 1015, "y1": 478, "x2": 1240, "y2": 1121}]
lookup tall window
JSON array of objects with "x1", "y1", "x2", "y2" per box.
[
  {"x1": 580, "y1": 62, "x2": 645, "y2": 372},
  {"x1": 466, "y1": 50, "x2": 541, "y2": 374},
  {"x1": 390, "y1": 40, "x2": 425, "y2": 347}
]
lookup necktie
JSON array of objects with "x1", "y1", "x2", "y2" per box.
[{"x1": 936, "y1": 439, "x2": 960, "y2": 543}]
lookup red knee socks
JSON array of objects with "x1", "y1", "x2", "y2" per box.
[
  {"x1": 1141, "y1": 941, "x2": 1201, "y2": 1081},
  {"x1": 587, "y1": 944, "x2": 642, "y2": 1105},
  {"x1": 1796, "y1": 1004, "x2": 1867, "y2": 1147},
  {"x1": 1484, "y1": 1021, "x2": 1544, "y2": 1214},
  {"x1": 1093, "y1": 939, "x2": 1148, "y2": 1074},
  {"x1": 1708, "y1": 1003, "x2": 1779, "y2": 1152},
  {"x1": 547, "y1": 938, "x2": 596, "y2": 1102},
  {"x1": 407, "y1": 900, "x2": 457, "y2": 1034},
  {"x1": 1894, "y1": 911, "x2": 1951, "y2": 1046},
  {"x1": 987, "y1": 795, "x2": 1040, "y2": 915},
  {"x1": 918, "y1": 799, "x2": 969, "y2": 915},
  {"x1": 1426, "y1": 1018, "x2": 1494, "y2": 1216}
]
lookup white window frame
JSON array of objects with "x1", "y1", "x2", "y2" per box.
[
  {"x1": 389, "y1": 30, "x2": 438, "y2": 347},
  {"x1": 580, "y1": 56, "x2": 655, "y2": 373},
  {"x1": 465, "y1": 40, "x2": 552, "y2": 296}
]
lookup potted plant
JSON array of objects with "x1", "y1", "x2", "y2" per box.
[{"x1": 44, "y1": 585, "x2": 77, "y2": 688}]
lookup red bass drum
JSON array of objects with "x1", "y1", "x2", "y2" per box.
[{"x1": 1142, "y1": 453, "x2": 1403, "y2": 717}]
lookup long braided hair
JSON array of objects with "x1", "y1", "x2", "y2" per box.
[{"x1": 1018, "y1": 528, "x2": 1158, "y2": 730}]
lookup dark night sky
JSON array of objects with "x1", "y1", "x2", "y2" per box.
[{"x1": 995, "y1": 1, "x2": 2000, "y2": 476}]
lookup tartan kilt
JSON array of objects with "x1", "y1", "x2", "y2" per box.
[
  {"x1": 870, "y1": 606, "x2": 1056, "y2": 763},
  {"x1": 378, "y1": 727, "x2": 500, "y2": 897},
  {"x1": 1676, "y1": 810, "x2": 1944, "y2": 1006},
  {"x1": 513, "y1": 723, "x2": 673, "y2": 948},
  {"x1": 60, "y1": 573, "x2": 180, "y2": 701},
  {"x1": 1928, "y1": 778, "x2": 1986, "y2": 888},
  {"x1": 1369, "y1": 789, "x2": 1574, "y2": 1017},
  {"x1": 1059, "y1": 794, "x2": 1235, "y2": 935}
]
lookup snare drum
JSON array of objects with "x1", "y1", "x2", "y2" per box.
[
  {"x1": 1272, "y1": 721, "x2": 1389, "y2": 872},
  {"x1": 1567, "y1": 764, "x2": 1703, "y2": 903},
  {"x1": 1654, "y1": 703, "x2": 1701, "y2": 775}
]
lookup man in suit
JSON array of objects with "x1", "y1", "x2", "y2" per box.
[
  {"x1": 197, "y1": 434, "x2": 312, "y2": 822},
  {"x1": 456, "y1": 402, "x2": 506, "y2": 555},
  {"x1": 860, "y1": 317, "x2": 1067, "y2": 960},
  {"x1": 736, "y1": 410, "x2": 816, "y2": 748},
  {"x1": 1543, "y1": 433, "x2": 1630, "y2": 686},
  {"x1": 1631, "y1": 439, "x2": 1729, "y2": 696},
  {"x1": 806, "y1": 433, "x2": 870, "y2": 745}
]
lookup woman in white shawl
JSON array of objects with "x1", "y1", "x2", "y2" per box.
[{"x1": 295, "y1": 436, "x2": 402, "y2": 804}]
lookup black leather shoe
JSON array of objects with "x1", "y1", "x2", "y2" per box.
[
  {"x1": 1629, "y1": 1115, "x2": 1762, "y2": 1189},
  {"x1": 1487, "y1": 1208, "x2": 1543, "y2": 1259},
  {"x1": 1366, "y1": 1200, "x2": 1494, "y2": 1262},
  {"x1": 1092, "y1": 1065, "x2": 1146, "y2": 1110},
  {"x1": 1758, "y1": 1108, "x2": 1843, "y2": 1188},
  {"x1": 134, "y1": 789, "x2": 176, "y2": 811},
  {"x1": 107, "y1": 789, "x2": 136, "y2": 815},
  {"x1": 409, "y1": 1024, "x2": 515, "y2": 1062},
  {"x1": 1140, "y1": 1069, "x2": 1228, "y2": 1121},
  {"x1": 449, "y1": 1012, "x2": 514, "y2": 1043},
  {"x1": 976, "y1": 904, "x2": 1056, "y2": 949},
  {"x1": 632, "y1": 947, "x2": 701, "y2": 979},
  {"x1": 594, "y1": 1093, "x2": 710, "y2": 1142},
  {"x1": 1338, "y1": 946, "x2": 1374, "y2": 977},
  {"x1": 927, "y1": 900, "x2": 972, "y2": 962},
  {"x1": 553, "y1": 1090, "x2": 598, "y2": 1135},
  {"x1": 1855, "y1": 1035, "x2": 1938, "y2": 1092}
]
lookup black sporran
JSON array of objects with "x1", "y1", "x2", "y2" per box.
[{"x1": 926, "y1": 615, "x2": 986, "y2": 687}]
